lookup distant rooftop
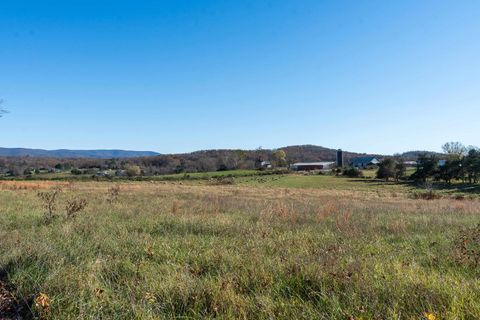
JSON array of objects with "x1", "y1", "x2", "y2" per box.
[{"x1": 291, "y1": 162, "x2": 335, "y2": 166}]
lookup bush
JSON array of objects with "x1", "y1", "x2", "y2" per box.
[
  {"x1": 342, "y1": 167, "x2": 363, "y2": 178},
  {"x1": 125, "y1": 165, "x2": 141, "y2": 177},
  {"x1": 71, "y1": 168, "x2": 82, "y2": 175}
]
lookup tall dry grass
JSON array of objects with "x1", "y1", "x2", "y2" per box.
[{"x1": 0, "y1": 180, "x2": 479, "y2": 319}]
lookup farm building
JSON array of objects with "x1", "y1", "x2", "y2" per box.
[
  {"x1": 349, "y1": 157, "x2": 380, "y2": 168},
  {"x1": 290, "y1": 162, "x2": 335, "y2": 171},
  {"x1": 260, "y1": 161, "x2": 272, "y2": 169},
  {"x1": 403, "y1": 161, "x2": 418, "y2": 167}
]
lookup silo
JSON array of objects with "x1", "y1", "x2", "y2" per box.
[{"x1": 336, "y1": 149, "x2": 344, "y2": 167}]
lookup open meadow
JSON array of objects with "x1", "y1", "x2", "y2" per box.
[{"x1": 1, "y1": 176, "x2": 480, "y2": 319}]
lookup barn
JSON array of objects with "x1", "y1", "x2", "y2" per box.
[
  {"x1": 290, "y1": 162, "x2": 335, "y2": 171},
  {"x1": 349, "y1": 157, "x2": 380, "y2": 168}
]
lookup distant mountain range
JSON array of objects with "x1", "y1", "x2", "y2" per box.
[{"x1": 0, "y1": 148, "x2": 160, "y2": 159}]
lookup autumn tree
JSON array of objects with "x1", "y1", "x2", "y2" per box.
[
  {"x1": 125, "y1": 164, "x2": 141, "y2": 177},
  {"x1": 272, "y1": 149, "x2": 287, "y2": 167}
]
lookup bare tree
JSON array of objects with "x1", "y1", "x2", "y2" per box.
[{"x1": 442, "y1": 142, "x2": 466, "y2": 159}]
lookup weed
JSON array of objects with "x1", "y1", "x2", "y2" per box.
[
  {"x1": 387, "y1": 220, "x2": 407, "y2": 234},
  {"x1": 107, "y1": 185, "x2": 121, "y2": 203},
  {"x1": 210, "y1": 176, "x2": 235, "y2": 185},
  {"x1": 316, "y1": 202, "x2": 338, "y2": 221},
  {"x1": 171, "y1": 200, "x2": 180, "y2": 214},
  {"x1": 412, "y1": 191, "x2": 442, "y2": 200},
  {"x1": 37, "y1": 187, "x2": 62, "y2": 223},
  {"x1": 261, "y1": 201, "x2": 298, "y2": 223},
  {"x1": 65, "y1": 198, "x2": 88, "y2": 219},
  {"x1": 335, "y1": 210, "x2": 353, "y2": 232}
]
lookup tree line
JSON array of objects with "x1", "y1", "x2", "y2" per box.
[
  {"x1": 0, "y1": 145, "x2": 375, "y2": 177},
  {"x1": 377, "y1": 142, "x2": 480, "y2": 184}
]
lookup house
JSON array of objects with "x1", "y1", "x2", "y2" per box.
[
  {"x1": 403, "y1": 161, "x2": 418, "y2": 167},
  {"x1": 96, "y1": 169, "x2": 116, "y2": 177},
  {"x1": 116, "y1": 169, "x2": 127, "y2": 177},
  {"x1": 95, "y1": 171, "x2": 107, "y2": 177},
  {"x1": 349, "y1": 157, "x2": 380, "y2": 168},
  {"x1": 290, "y1": 162, "x2": 335, "y2": 171},
  {"x1": 260, "y1": 161, "x2": 272, "y2": 169}
]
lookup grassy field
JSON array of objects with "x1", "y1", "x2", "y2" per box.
[
  {"x1": 8, "y1": 169, "x2": 282, "y2": 182},
  {"x1": 12, "y1": 168, "x2": 477, "y2": 199},
  {"x1": 1, "y1": 178, "x2": 480, "y2": 319},
  {"x1": 237, "y1": 173, "x2": 480, "y2": 199},
  {"x1": 237, "y1": 174, "x2": 411, "y2": 193}
]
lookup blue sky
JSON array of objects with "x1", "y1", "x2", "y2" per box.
[{"x1": 1, "y1": 0, "x2": 479, "y2": 154}]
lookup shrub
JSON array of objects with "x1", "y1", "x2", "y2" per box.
[
  {"x1": 342, "y1": 167, "x2": 363, "y2": 178},
  {"x1": 125, "y1": 165, "x2": 141, "y2": 177},
  {"x1": 71, "y1": 168, "x2": 82, "y2": 175}
]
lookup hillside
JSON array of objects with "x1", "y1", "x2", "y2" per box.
[
  {"x1": 0, "y1": 144, "x2": 440, "y2": 176},
  {"x1": 279, "y1": 145, "x2": 378, "y2": 162},
  {"x1": 400, "y1": 150, "x2": 443, "y2": 160}
]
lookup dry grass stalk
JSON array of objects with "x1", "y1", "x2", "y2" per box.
[
  {"x1": 65, "y1": 198, "x2": 88, "y2": 219},
  {"x1": 107, "y1": 185, "x2": 121, "y2": 204},
  {"x1": 171, "y1": 200, "x2": 180, "y2": 214}
]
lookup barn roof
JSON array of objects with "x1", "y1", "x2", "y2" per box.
[
  {"x1": 349, "y1": 157, "x2": 379, "y2": 166},
  {"x1": 292, "y1": 162, "x2": 335, "y2": 166}
]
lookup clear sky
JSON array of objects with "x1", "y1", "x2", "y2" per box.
[{"x1": 1, "y1": 0, "x2": 479, "y2": 154}]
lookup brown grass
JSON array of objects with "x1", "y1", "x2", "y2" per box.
[{"x1": 1, "y1": 180, "x2": 480, "y2": 318}]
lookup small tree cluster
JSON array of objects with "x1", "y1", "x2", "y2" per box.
[
  {"x1": 377, "y1": 158, "x2": 406, "y2": 182},
  {"x1": 411, "y1": 142, "x2": 480, "y2": 184}
]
